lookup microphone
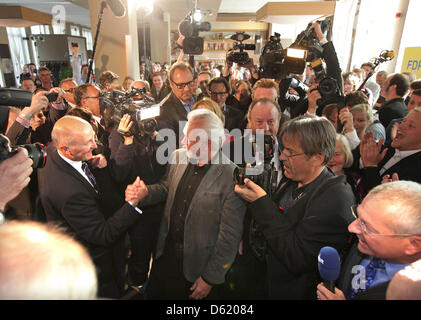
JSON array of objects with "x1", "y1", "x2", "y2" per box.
[
  {"x1": 106, "y1": 0, "x2": 126, "y2": 18},
  {"x1": 379, "y1": 50, "x2": 395, "y2": 61},
  {"x1": 318, "y1": 246, "x2": 341, "y2": 293}
]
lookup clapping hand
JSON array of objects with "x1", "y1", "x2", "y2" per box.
[{"x1": 360, "y1": 131, "x2": 388, "y2": 167}]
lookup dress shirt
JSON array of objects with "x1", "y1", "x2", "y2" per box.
[
  {"x1": 379, "y1": 148, "x2": 421, "y2": 175},
  {"x1": 179, "y1": 96, "x2": 195, "y2": 114}
]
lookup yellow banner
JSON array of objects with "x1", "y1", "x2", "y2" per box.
[{"x1": 401, "y1": 47, "x2": 421, "y2": 79}]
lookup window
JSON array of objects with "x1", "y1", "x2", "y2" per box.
[
  {"x1": 70, "y1": 25, "x2": 80, "y2": 36},
  {"x1": 30, "y1": 25, "x2": 50, "y2": 35},
  {"x1": 52, "y1": 23, "x2": 65, "y2": 34},
  {"x1": 82, "y1": 28, "x2": 93, "y2": 50},
  {"x1": 6, "y1": 27, "x2": 31, "y2": 86}
]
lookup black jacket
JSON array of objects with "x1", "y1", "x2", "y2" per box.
[
  {"x1": 247, "y1": 167, "x2": 356, "y2": 299},
  {"x1": 378, "y1": 98, "x2": 407, "y2": 129}
]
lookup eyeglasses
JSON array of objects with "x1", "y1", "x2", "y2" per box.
[
  {"x1": 280, "y1": 147, "x2": 305, "y2": 160},
  {"x1": 350, "y1": 205, "x2": 421, "y2": 237},
  {"x1": 171, "y1": 79, "x2": 194, "y2": 90},
  {"x1": 64, "y1": 88, "x2": 75, "y2": 93},
  {"x1": 210, "y1": 91, "x2": 228, "y2": 96}
]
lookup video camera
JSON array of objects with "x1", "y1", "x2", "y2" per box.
[
  {"x1": 233, "y1": 133, "x2": 278, "y2": 197},
  {"x1": 226, "y1": 32, "x2": 256, "y2": 66},
  {"x1": 100, "y1": 87, "x2": 160, "y2": 137},
  {"x1": 0, "y1": 88, "x2": 48, "y2": 168},
  {"x1": 178, "y1": 9, "x2": 211, "y2": 55}
]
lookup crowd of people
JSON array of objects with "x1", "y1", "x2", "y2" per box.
[{"x1": 1, "y1": 21, "x2": 421, "y2": 300}]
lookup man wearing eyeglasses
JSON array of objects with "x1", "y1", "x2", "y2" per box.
[
  {"x1": 234, "y1": 115, "x2": 356, "y2": 299},
  {"x1": 208, "y1": 77, "x2": 243, "y2": 131},
  {"x1": 317, "y1": 180, "x2": 421, "y2": 300},
  {"x1": 158, "y1": 62, "x2": 195, "y2": 148},
  {"x1": 59, "y1": 78, "x2": 78, "y2": 108}
]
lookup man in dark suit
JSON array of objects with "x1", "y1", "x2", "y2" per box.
[
  {"x1": 38, "y1": 116, "x2": 144, "y2": 298},
  {"x1": 235, "y1": 115, "x2": 356, "y2": 299},
  {"x1": 127, "y1": 109, "x2": 246, "y2": 300},
  {"x1": 357, "y1": 107, "x2": 421, "y2": 191},
  {"x1": 317, "y1": 181, "x2": 421, "y2": 300},
  {"x1": 157, "y1": 62, "x2": 195, "y2": 148},
  {"x1": 378, "y1": 73, "x2": 409, "y2": 129},
  {"x1": 151, "y1": 72, "x2": 171, "y2": 103},
  {"x1": 208, "y1": 77, "x2": 244, "y2": 131}
]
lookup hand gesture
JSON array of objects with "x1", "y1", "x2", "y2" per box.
[
  {"x1": 125, "y1": 177, "x2": 148, "y2": 205},
  {"x1": 360, "y1": 131, "x2": 388, "y2": 167},
  {"x1": 382, "y1": 173, "x2": 399, "y2": 184},
  {"x1": 118, "y1": 114, "x2": 134, "y2": 145},
  {"x1": 0, "y1": 147, "x2": 33, "y2": 211},
  {"x1": 234, "y1": 178, "x2": 267, "y2": 203},
  {"x1": 309, "y1": 22, "x2": 325, "y2": 42},
  {"x1": 189, "y1": 277, "x2": 212, "y2": 300},
  {"x1": 48, "y1": 87, "x2": 66, "y2": 104},
  {"x1": 339, "y1": 108, "x2": 354, "y2": 133},
  {"x1": 307, "y1": 84, "x2": 321, "y2": 115},
  {"x1": 28, "y1": 91, "x2": 49, "y2": 114},
  {"x1": 89, "y1": 154, "x2": 107, "y2": 169},
  {"x1": 316, "y1": 283, "x2": 346, "y2": 300}
]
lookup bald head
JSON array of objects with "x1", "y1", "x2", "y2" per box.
[
  {"x1": 52, "y1": 116, "x2": 97, "y2": 161},
  {"x1": 387, "y1": 259, "x2": 421, "y2": 300}
]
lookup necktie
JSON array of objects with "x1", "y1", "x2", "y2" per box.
[
  {"x1": 82, "y1": 162, "x2": 98, "y2": 192},
  {"x1": 347, "y1": 258, "x2": 386, "y2": 299}
]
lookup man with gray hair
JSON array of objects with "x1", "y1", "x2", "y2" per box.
[
  {"x1": 235, "y1": 115, "x2": 356, "y2": 299},
  {"x1": 317, "y1": 180, "x2": 421, "y2": 300},
  {"x1": 0, "y1": 221, "x2": 98, "y2": 300},
  {"x1": 126, "y1": 109, "x2": 246, "y2": 299}
]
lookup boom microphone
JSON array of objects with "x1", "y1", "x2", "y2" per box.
[
  {"x1": 106, "y1": 0, "x2": 126, "y2": 18},
  {"x1": 318, "y1": 246, "x2": 341, "y2": 293}
]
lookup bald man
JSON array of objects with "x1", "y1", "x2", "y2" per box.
[
  {"x1": 38, "y1": 116, "x2": 144, "y2": 298},
  {"x1": 387, "y1": 259, "x2": 421, "y2": 300}
]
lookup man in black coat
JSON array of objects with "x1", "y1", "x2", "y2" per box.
[
  {"x1": 317, "y1": 181, "x2": 421, "y2": 300},
  {"x1": 38, "y1": 116, "x2": 144, "y2": 298},
  {"x1": 378, "y1": 73, "x2": 409, "y2": 129},
  {"x1": 157, "y1": 62, "x2": 195, "y2": 148},
  {"x1": 234, "y1": 115, "x2": 356, "y2": 299}
]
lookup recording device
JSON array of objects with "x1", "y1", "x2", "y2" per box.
[
  {"x1": 226, "y1": 32, "x2": 256, "y2": 66},
  {"x1": 318, "y1": 246, "x2": 341, "y2": 293},
  {"x1": 178, "y1": 9, "x2": 211, "y2": 55},
  {"x1": 0, "y1": 134, "x2": 47, "y2": 169},
  {"x1": 357, "y1": 49, "x2": 395, "y2": 91},
  {"x1": 105, "y1": 0, "x2": 126, "y2": 18},
  {"x1": 0, "y1": 88, "x2": 58, "y2": 106},
  {"x1": 100, "y1": 87, "x2": 160, "y2": 136}
]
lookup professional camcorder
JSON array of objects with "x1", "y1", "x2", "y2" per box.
[
  {"x1": 100, "y1": 87, "x2": 160, "y2": 137},
  {"x1": 226, "y1": 32, "x2": 256, "y2": 66},
  {"x1": 178, "y1": 9, "x2": 211, "y2": 55},
  {"x1": 233, "y1": 133, "x2": 278, "y2": 197}
]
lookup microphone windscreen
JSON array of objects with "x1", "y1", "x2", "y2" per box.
[
  {"x1": 318, "y1": 246, "x2": 341, "y2": 281},
  {"x1": 106, "y1": 0, "x2": 126, "y2": 17},
  {"x1": 178, "y1": 20, "x2": 193, "y2": 37}
]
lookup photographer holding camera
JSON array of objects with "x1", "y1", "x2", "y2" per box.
[
  {"x1": 109, "y1": 111, "x2": 167, "y2": 292},
  {"x1": 234, "y1": 115, "x2": 356, "y2": 299}
]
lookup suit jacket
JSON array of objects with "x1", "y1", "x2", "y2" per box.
[
  {"x1": 152, "y1": 84, "x2": 171, "y2": 103},
  {"x1": 351, "y1": 145, "x2": 421, "y2": 192},
  {"x1": 38, "y1": 146, "x2": 140, "y2": 264},
  {"x1": 247, "y1": 167, "x2": 356, "y2": 299},
  {"x1": 378, "y1": 98, "x2": 408, "y2": 129},
  {"x1": 338, "y1": 244, "x2": 389, "y2": 300},
  {"x1": 224, "y1": 104, "x2": 245, "y2": 131},
  {"x1": 139, "y1": 148, "x2": 246, "y2": 285},
  {"x1": 157, "y1": 92, "x2": 191, "y2": 147}
]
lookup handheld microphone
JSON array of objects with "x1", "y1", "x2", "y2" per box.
[
  {"x1": 106, "y1": 0, "x2": 126, "y2": 18},
  {"x1": 379, "y1": 50, "x2": 395, "y2": 61},
  {"x1": 318, "y1": 246, "x2": 341, "y2": 293}
]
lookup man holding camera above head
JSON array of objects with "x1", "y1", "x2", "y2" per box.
[
  {"x1": 234, "y1": 115, "x2": 356, "y2": 299},
  {"x1": 38, "y1": 115, "x2": 145, "y2": 298},
  {"x1": 157, "y1": 62, "x2": 196, "y2": 147},
  {"x1": 126, "y1": 109, "x2": 246, "y2": 300}
]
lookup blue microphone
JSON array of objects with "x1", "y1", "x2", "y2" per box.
[{"x1": 318, "y1": 246, "x2": 341, "y2": 293}]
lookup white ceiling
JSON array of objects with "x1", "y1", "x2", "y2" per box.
[{"x1": 1, "y1": 0, "x2": 329, "y2": 28}]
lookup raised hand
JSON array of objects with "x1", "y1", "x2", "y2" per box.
[{"x1": 360, "y1": 131, "x2": 388, "y2": 167}]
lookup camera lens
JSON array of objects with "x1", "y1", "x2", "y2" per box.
[{"x1": 21, "y1": 143, "x2": 47, "y2": 169}]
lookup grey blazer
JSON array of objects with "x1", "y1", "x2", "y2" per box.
[{"x1": 140, "y1": 148, "x2": 246, "y2": 284}]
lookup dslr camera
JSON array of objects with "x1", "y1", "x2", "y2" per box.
[
  {"x1": 100, "y1": 88, "x2": 160, "y2": 137},
  {"x1": 0, "y1": 134, "x2": 46, "y2": 169},
  {"x1": 226, "y1": 32, "x2": 256, "y2": 66}
]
